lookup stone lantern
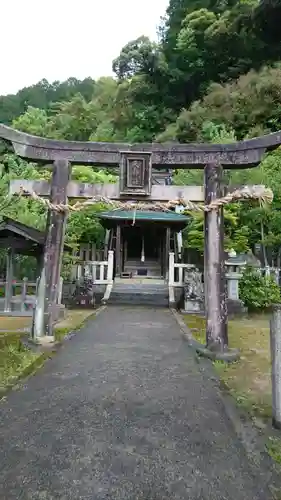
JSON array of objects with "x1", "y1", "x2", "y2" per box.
[{"x1": 225, "y1": 250, "x2": 247, "y2": 314}]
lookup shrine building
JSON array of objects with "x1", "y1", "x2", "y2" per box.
[
  {"x1": 99, "y1": 209, "x2": 189, "y2": 279},
  {"x1": 96, "y1": 163, "x2": 189, "y2": 279}
]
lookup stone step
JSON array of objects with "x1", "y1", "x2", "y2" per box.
[
  {"x1": 124, "y1": 268, "x2": 161, "y2": 273},
  {"x1": 115, "y1": 278, "x2": 165, "y2": 285},
  {"x1": 112, "y1": 285, "x2": 167, "y2": 293},
  {"x1": 123, "y1": 260, "x2": 162, "y2": 279},
  {"x1": 108, "y1": 281, "x2": 169, "y2": 307},
  {"x1": 108, "y1": 294, "x2": 169, "y2": 307},
  {"x1": 111, "y1": 292, "x2": 168, "y2": 298},
  {"x1": 124, "y1": 266, "x2": 161, "y2": 272},
  {"x1": 111, "y1": 291, "x2": 168, "y2": 297},
  {"x1": 124, "y1": 259, "x2": 160, "y2": 265},
  {"x1": 124, "y1": 264, "x2": 161, "y2": 270}
]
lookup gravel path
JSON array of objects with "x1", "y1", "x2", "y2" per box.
[{"x1": 0, "y1": 306, "x2": 275, "y2": 499}]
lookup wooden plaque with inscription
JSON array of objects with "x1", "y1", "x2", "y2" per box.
[{"x1": 120, "y1": 152, "x2": 152, "y2": 196}]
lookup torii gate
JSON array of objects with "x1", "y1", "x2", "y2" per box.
[{"x1": 0, "y1": 124, "x2": 279, "y2": 354}]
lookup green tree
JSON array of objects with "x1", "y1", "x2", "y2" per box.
[
  {"x1": 112, "y1": 37, "x2": 163, "y2": 80},
  {"x1": 0, "y1": 151, "x2": 48, "y2": 230},
  {"x1": 182, "y1": 207, "x2": 250, "y2": 255},
  {"x1": 0, "y1": 77, "x2": 95, "y2": 125},
  {"x1": 166, "y1": 65, "x2": 281, "y2": 143},
  {"x1": 13, "y1": 107, "x2": 53, "y2": 138}
]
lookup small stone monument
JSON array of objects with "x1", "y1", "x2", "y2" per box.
[
  {"x1": 225, "y1": 250, "x2": 247, "y2": 314},
  {"x1": 183, "y1": 265, "x2": 204, "y2": 313}
]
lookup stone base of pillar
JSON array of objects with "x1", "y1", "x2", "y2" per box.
[
  {"x1": 196, "y1": 344, "x2": 240, "y2": 362},
  {"x1": 33, "y1": 335, "x2": 56, "y2": 345},
  {"x1": 55, "y1": 304, "x2": 66, "y2": 321},
  {"x1": 183, "y1": 298, "x2": 203, "y2": 314},
  {"x1": 45, "y1": 304, "x2": 66, "y2": 327},
  {"x1": 227, "y1": 299, "x2": 247, "y2": 316}
]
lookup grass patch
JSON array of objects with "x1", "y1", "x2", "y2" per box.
[
  {"x1": 184, "y1": 314, "x2": 205, "y2": 344},
  {"x1": 0, "y1": 308, "x2": 96, "y2": 336},
  {"x1": 0, "y1": 332, "x2": 24, "y2": 349},
  {"x1": 182, "y1": 313, "x2": 272, "y2": 419},
  {"x1": 0, "y1": 308, "x2": 98, "y2": 392},
  {"x1": 182, "y1": 313, "x2": 281, "y2": 466},
  {"x1": 266, "y1": 437, "x2": 281, "y2": 465},
  {"x1": 0, "y1": 342, "x2": 41, "y2": 393},
  {"x1": 0, "y1": 316, "x2": 32, "y2": 332},
  {"x1": 54, "y1": 309, "x2": 96, "y2": 341}
]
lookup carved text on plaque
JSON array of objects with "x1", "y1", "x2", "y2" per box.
[
  {"x1": 120, "y1": 152, "x2": 152, "y2": 196},
  {"x1": 127, "y1": 158, "x2": 145, "y2": 187}
]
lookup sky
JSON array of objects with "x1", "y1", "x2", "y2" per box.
[{"x1": 1, "y1": 0, "x2": 169, "y2": 96}]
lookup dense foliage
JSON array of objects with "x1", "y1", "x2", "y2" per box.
[
  {"x1": 1, "y1": 0, "x2": 281, "y2": 281},
  {"x1": 239, "y1": 267, "x2": 281, "y2": 311},
  {"x1": 0, "y1": 78, "x2": 96, "y2": 126}
]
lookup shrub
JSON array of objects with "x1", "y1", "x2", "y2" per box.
[{"x1": 239, "y1": 266, "x2": 281, "y2": 311}]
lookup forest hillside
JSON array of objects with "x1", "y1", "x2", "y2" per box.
[{"x1": 1, "y1": 0, "x2": 281, "y2": 272}]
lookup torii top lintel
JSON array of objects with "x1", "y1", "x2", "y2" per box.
[{"x1": 1, "y1": 123, "x2": 281, "y2": 169}]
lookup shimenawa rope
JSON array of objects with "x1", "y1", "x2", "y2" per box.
[{"x1": 17, "y1": 184, "x2": 273, "y2": 214}]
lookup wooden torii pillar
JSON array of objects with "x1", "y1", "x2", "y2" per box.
[{"x1": 0, "y1": 124, "x2": 280, "y2": 349}]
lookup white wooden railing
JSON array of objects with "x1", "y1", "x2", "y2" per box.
[
  {"x1": 0, "y1": 277, "x2": 63, "y2": 314},
  {"x1": 77, "y1": 243, "x2": 104, "y2": 262},
  {"x1": 168, "y1": 252, "x2": 197, "y2": 305},
  {"x1": 257, "y1": 267, "x2": 281, "y2": 284},
  {"x1": 76, "y1": 250, "x2": 114, "y2": 285},
  {"x1": 168, "y1": 252, "x2": 195, "y2": 287}
]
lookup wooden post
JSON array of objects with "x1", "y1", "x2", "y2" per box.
[
  {"x1": 107, "y1": 250, "x2": 114, "y2": 282},
  {"x1": 165, "y1": 227, "x2": 171, "y2": 279},
  {"x1": 124, "y1": 239, "x2": 128, "y2": 264},
  {"x1": 21, "y1": 277, "x2": 28, "y2": 312},
  {"x1": 57, "y1": 277, "x2": 63, "y2": 305},
  {"x1": 32, "y1": 159, "x2": 71, "y2": 339},
  {"x1": 32, "y1": 269, "x2": 46, "y2": 339},
  {"x1": 4, "y1": 248, "x2": 14, "y2": 312},
  {"x1": 270, "y1": 305, "x2": 281, "y2": 429},
  {"x1": 77, "y1": 264, "x2": 82, "y2": 280},
  {"x1": 70, "y1": 247, "x2": 77, "y2": 281},
  {"x1": 36, "y1": 253, "x2": 43, "y2": 277},
  {"x1": 168, "y1": 252, "x2": 175, "y2": 286},
  {"x1": 116, "y1": 224, "x2": 121, "y2": 277},
  {"x1": 104, "y1": 229, "x2": 110, "y2": 260},
  {"x1": 204, "y1": 163, "x2": 228, "y2": 351}
]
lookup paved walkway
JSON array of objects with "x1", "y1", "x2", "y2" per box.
[{"x1": 0, "y1": 307, "x2": 275, "y2": 499}]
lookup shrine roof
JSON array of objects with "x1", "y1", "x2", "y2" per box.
[
  {"x1": 0, "y1": 217, "x2": 45, "y2": 245},
  {"x1": 98, "y1": 210, "x2": 189, "y2": 223},
  {"x1": 0, "y1": 217, "x2": 71, "y2": 253}
]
